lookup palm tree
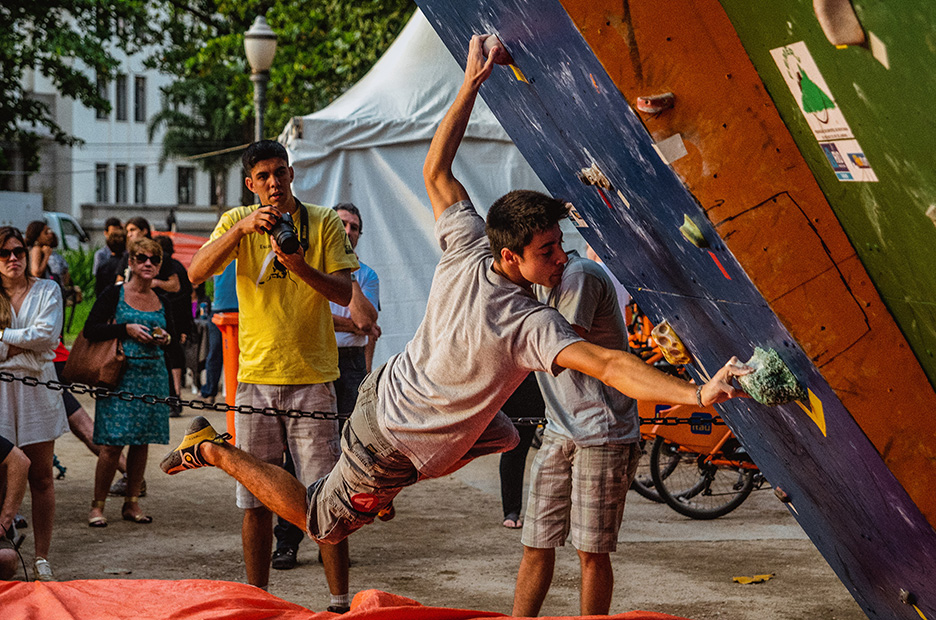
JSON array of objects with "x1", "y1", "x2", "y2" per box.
[{"x1": 148, "y1": 75, "x2": 251, "y2": 213}]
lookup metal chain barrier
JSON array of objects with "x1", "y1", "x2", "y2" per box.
[{"x1": 0, "y1": 371, "x2": 724, "y2": 426}]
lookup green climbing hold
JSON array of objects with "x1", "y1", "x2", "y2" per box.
[
  {"x1": 679, "y1": 214, "x2": 708, "y2": 248},
  {"x1": 738, "y1": 347, "x2": 807, "y2": 407}
]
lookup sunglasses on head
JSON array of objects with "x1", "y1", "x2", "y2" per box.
[
  {"x1": 0, "y1": 247, "x2": 27, "y2": 260},
  {"x1": 133, "y1": 253, "x2": 161, "y2": 265}
]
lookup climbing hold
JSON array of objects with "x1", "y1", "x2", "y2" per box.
[
  {"x1": 738, "y1": 348, "x2": 807, "y2": 407},
  {"x1": 679, "y1": 214, "x2": 708, "y2": 248},
  {"x1": 482, "y1": 34, "x2": 514, "y2": 65},
  {"x1": 813, "y1": 0, "x2": 865, "y2": 47},
  {"x1": 577, "y1": 163, "x2": 613, "y2": 191},
  {"x1": 926, "y1": 204, "x2": 936, "y2": 228},
  {"x1": 650, "y1": 320, "x2": 693, "y2": 365},
  {"x1": 636, "y1": 92, "x2": 675, "y2": 114},
  {"x1": 566, "y1": 203, "x2": 588, "y2": 228},
  {"x1": 774, "y1": 487, "x2": 792, "y2": 503},
  {"x1": 510, "y1": 65, "x2": 528, "y2": 83}
]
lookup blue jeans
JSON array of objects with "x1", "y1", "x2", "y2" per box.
[{"x1": 200, "y1": 314, "x2": 223, "y2": 399}]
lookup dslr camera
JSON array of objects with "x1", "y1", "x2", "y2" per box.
[{"x1": 262, "y1": 210, "x2": 301, "y2": 254}]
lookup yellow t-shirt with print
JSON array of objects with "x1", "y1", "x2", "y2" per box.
[{"x1": 207, "y1": 203, "x2": 359, "y2": 385}]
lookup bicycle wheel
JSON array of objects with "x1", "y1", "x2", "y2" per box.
[
  {"x1": 631, "y1": 438, "x2": 678, "y2": 502},
  {"x1": 649, "y1": 437, "x2": 755, "y2": 520}
]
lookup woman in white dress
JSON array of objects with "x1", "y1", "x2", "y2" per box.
[{"x1": 0, "y1": 226, "x2": 67, "y2": 582}]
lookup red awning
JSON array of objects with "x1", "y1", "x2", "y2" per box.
[{"x1": 153, "y1": 232, "x2": 209, "y2": 270}]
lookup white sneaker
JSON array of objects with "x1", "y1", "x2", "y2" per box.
[{"x1": 34, "y1": 557, "x2": 55, "y2": 581}]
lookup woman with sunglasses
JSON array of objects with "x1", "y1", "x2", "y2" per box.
[
  {"x1": 83, "y1": 237, "x2": 181, "y2": 527},
  {"x1": 0, "y1": 226, "x2": 68, "y2": 581}
]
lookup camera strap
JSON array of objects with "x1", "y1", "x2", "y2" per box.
[{"x1": 297, "y1": 198, "x2": 309, "y2": 252}]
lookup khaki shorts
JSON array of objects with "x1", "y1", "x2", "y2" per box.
[
  {"x1": 235, "y1": 382, "x2": 340, "y2": 510},
  {"x1": 306, "y1": 366, "x2": 419, "y2": 543},
  {"x1": 521, "y1": 438, "x2": 640, "y2": 554}
]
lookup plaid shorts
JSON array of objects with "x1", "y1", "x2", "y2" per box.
[
  {"x1": 521, "y1": 438, "x2": 640, "y2": 553},
  {"x1": 234, "y1": 382, "x2": 340, "y2": 510}
]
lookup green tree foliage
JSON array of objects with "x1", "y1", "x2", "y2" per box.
[
  {"x1": 146, "y1": 0, "x2": 415, "y2": 206},
  {"x1": 261, "y1": 0, "x2": 416, "y2": 134},
  {"x1": 0, "y1": 0, "x2": 156, "y2": 169}
]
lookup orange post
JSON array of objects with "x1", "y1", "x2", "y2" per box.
[{"x1": 211, "y1": 312, "x2": 239, "y2": 442}]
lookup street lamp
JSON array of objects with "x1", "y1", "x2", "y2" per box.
[{"x1": 244, "y1": 15, "x2": 277, "y2": 142}]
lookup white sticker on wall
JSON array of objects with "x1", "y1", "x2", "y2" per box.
[
  {"x1": 771, "y1": 41, "x2": 853, "y2": 142},
  {"x1": 652, "y1": 133, "x2": 688, "y2": 165},
  {"x1": 869, "y1": 32, "x2": 890, "y2": 70},
  {"x1": 771, "y1": 41, "x2": 877, "y2": 182}
]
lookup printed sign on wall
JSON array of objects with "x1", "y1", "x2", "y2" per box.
[{"x1": 771, "y1": 41, "x2": 877, "y2": 182}]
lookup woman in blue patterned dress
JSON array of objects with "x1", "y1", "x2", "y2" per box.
[{"x1": 84, "y1": 237, "x2": 181, "y2": 526}]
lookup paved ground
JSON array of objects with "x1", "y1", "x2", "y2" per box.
[{"x1": 14, "y1": 397, "x2": 866, "y2": 619}]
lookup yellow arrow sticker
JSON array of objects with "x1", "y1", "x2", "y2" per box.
[
  {"x1": 510, "y1": 64, "x2": 528, "y2": 83},
  {"x1": 796, "y1": 389, "x2": 827, "y2": 436}
]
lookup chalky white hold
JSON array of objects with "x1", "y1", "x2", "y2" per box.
[{"x1": 482, "y1": 34, "x2": 514, "y2": 65}]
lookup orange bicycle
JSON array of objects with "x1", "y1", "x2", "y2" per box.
[
  {"x1": 643, "y1": 401, "x2": 765, "y2": 519},
  {"x1": 627, "y1": 302, "x2": 765, "y2": 517}
]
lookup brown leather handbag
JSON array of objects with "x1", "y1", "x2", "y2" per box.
[{"x1": 62, "y1": 331, "x2": 127, "y2": 389}]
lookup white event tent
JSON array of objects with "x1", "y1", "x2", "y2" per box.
[{"x1": 281, "y1": 10, "x2": 581, "y2": 365}]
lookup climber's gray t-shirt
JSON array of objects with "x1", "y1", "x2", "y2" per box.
[{"x1": 377, "y1": 200, "x2": 582, "y2": 478}]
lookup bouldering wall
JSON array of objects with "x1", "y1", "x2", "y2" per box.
[{"x1": 417, "y1": 1, "x2": 936, "y2": 619}]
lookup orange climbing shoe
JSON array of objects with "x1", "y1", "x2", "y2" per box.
[{"x1": 160, "y1": 416, "x2": 230, "y2": 475}]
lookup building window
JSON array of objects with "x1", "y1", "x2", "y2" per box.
[
  {"x1": 115, "y1": 74, "x2": 128, "y2": 121},
  {"x1": 177, "y1": 167, "x2": 195, "y2": 205},
  {"x1": 115, "y1": 165, "x2": 128, "y2": 203},
  {"x1": 95, "y1": 164, "x2": 109, "y2": 203},
  {"x1": 134, "y1": 76, "x2": 146, "y2": 122},
  {"x1": 134, "y1": 166, "x2": 146, "y2": 204},
  {"x1": 96, "y1": 74, "x2": 108, "y2": 120}
]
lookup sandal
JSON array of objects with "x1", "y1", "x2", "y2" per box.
[
  {"x1": 502, "y1": 512, "x2": 523, "y2": 529},
  {"x1": 121, "y1": 497, "x2": 153, "y2": 524},
  {"x1": 89, "y1": 500, "x2": 108, "y2": 528}
]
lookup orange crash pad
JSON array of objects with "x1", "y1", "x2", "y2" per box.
[{"x1": 0, "y1": 581, "x2": 695, "y2": 620}]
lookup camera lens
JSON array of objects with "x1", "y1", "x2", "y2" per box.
[
  {"x1": 269, "y1": 212, "x2": 300, "y2": 254},
  {"x1": 275, "y1": 227, "x2": 300, "y2": 254}
]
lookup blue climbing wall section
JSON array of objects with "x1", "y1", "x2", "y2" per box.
[{"x1": 418, "y1": 1, "x2": 936, "y2": 618}]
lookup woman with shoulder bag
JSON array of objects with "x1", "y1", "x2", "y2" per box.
[
  {"x1": 0, "y1": 226, "x2": 67, "y2": 581},
  {"x1": 83, "y1": 237, "x2": 181, "y2": 527}
]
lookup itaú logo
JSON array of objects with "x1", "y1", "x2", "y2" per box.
[{"x1": 689, "y1": 412, "x2": 713, "y2": 435}]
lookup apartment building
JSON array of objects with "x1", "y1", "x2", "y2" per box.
[{"x1": 14, "y1": 49, "x2": 241, "y2": 236}]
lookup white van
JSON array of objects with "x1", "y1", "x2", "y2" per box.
[
  {"x1": 44, "y1": 212, "x2": 90, "y2": 252},
  {"x1": 0, "y1": 191, "x2": 90, "y2": 252}
]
